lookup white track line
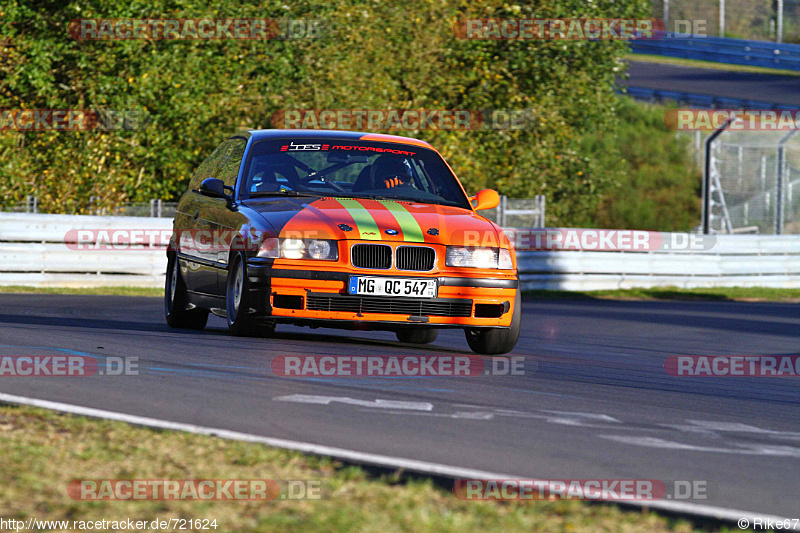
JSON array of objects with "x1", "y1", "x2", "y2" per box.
[{"x1": 0, "y1": 392, "x2": 795, "y2": 529}]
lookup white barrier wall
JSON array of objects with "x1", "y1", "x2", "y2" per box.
[
  {"x1": 2, "y1": 213, "x2": 800, "y2": 290},
  {"x1": 518, "y1": 232, "x2": 800, "y2": 290},
  {"x1": 0, "y1": 213, "x2": 170, "y2": 288}
]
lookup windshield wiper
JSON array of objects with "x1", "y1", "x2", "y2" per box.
[
  {"x1": 248, "y1": 190, "x2": 321, "y2": 198},
  {"x1": 342, "y1": 194, "x2": 447, "y2": 205}
]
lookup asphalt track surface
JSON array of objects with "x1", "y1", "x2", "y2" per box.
[
  {"x1": 1, "y1": 294, "x2": 799, "y2": 519},
  {"x1": 626, "y1": 60, "x2": 800, "y2": 107}
]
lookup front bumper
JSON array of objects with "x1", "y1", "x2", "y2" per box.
[{"x1": 246, "y1": 258, "x2": 518, "y2": 328}]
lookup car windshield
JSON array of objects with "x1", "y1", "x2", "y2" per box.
[{"x1": 241, "y1": 138, "x2": 471, "y2": 209}]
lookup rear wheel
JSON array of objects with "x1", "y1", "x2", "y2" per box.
[
  {"x1": 164, "y1": 253, "x2": 208, "y2": 330},
  {"x1": 226, "y1": 252, "x2": 273, "y2": 337},
  {"x1": 465, "y1": 290, "x2": 521, "y2": 355},
  {"x1": 396, "y1": 328, "x2": 438, "y2": 344}
]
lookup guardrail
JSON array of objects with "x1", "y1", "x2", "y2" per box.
[
  {"x1": 517, "y1": 232, "x2": 800, "y2": 290},
  {"x1": 0, "y1": 213, "x2": 169, "y2": 287},
  {"x1": 623, "y1": 86, "x2": 796, "y2": 110},
  {"x1": 630, "y1": 35, "x2": 800, "y2": 71},
  {"x1": 2, "y1": 213, "x2": 800, "y2": 290}
]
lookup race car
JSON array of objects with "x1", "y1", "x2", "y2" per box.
[{"x1": 165, "y1": 130, "x2": 520, "y2": 354}]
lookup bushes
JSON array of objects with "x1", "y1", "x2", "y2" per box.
[
  {"x1": 1, "y1": 0, "x2": 687, "y2": 229},
  {"x1": 590, "y1": 98, "x2": 702, "y2": 231}
]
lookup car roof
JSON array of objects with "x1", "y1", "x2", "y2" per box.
[{"x1": 238, "y1": 129, "x2": 435, "y2": 149}]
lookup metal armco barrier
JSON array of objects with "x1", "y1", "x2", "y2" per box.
[
  {"x1": 517, "y1": 232, "x2": 800, "y2": 290},
  {"x1": 0, "y1": 212, "x2": 169, "y2": 287},
  {"x1": 623, "y1": 86, "x2": 796, "y2": 111},
  {"x1": 1, "y1": 213, "x2": 800, "y2": 290},
  {"x1": 630, "y1": 35, "x2": 800, "y2": 71}
]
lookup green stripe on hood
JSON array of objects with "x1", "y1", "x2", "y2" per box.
[
  {"x1": 380, "y1": 201, "x2": 425, "y2": 242},
  {"x1": 336, "y1": 199, "x2": 382, "y2": 240}
]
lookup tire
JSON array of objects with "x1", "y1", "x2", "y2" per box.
[
  {"x1": 226, "y1": 251, "x2": 273, "y2": 337},
  {"x1": 465, "y1": 289, "x2": 521, "y2": 355},
  {"x1": 164, "y1": 253, "x2": 209, "y2": 330},
  {"x1": 396, "y1": 328, "x2": 438, "y2": 344}
]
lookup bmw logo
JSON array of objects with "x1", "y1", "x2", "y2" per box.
[{"x1": 385, "y1": 229, "x2": 399, "y2": 235}]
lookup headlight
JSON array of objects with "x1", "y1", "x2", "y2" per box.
[
  {"x1": 257, "y1": 237, "x2": 280, "y2": 258},
  {"x1": 446, "y1": 246, "x2": 497, "y2": 268},
  {"x1": 446, "y1": 246, "x2": 513, "y2": 269},
  {"x1": 282, "y1": 238, "x2": 306, "y2": 259},
  {"x1": 257, "y1": 238, "x2": 338, "y2": 260},
  {"x1": 498, "y1": 248, "x2": 513, "y2": 269},
  {"x1": 307, "y1": 239, "x2": 333, "y2": 260}
]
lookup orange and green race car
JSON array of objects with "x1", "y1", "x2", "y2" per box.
[{"x1": 165, "y1": 130, "x2": 520, "y2": 354}]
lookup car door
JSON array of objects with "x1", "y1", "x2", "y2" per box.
[
  {"x1": 177, "y1": 139, "x2": 232, "y2": 295},
  {"x1": 204, "y1": 137, "x2": 249, "y2": 295}
]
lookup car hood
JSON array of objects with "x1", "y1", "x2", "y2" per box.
[{"x1": 242, "y1": 196, "x2": 507, "y2": 247}]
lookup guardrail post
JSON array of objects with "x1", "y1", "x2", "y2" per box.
[
  {"x1": 775, "y1": 130, "x2": 798, "y2": 234},
  {"x1": 778, "y1": 0, "x2": 784, "y2": 43},
  {"x1": 719, "y1": 0, "x2": 725, "y2": 37},
  {"x1": 703, "y1": 118, "x2": 734, "y2": 233},
  {"x1": 537, "y1": 195, "x2": 546, "y2": 227},
  {"x1": 26, "y1": 195, "x2": 38, "y2": 213},
  {"x1": 696, "y1": 131, "x2": 702, "y2": 166}
]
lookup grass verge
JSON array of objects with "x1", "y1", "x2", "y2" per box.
[
  {"x1": 0, "y1": 403, "x2": 734, "y2": 532},
  {"x1": 626, "y1": 54, "x2": 800, "y2": 77},
  {"x1": 525, "y1": 286, "x2": 800, "y2": 302},
  {"x1": 0, "y1": 286, "x2": 162, "y2": 297}
]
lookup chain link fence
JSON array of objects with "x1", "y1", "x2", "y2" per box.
[
  {"x1": 2, "y1": 198, "x2": 177, "y2": 218},
  {"x1": 704, "y1": 128, "x2": 800, "y2": 234},
  {"x1": 650, "y1": 0, "x2": 800, "y2": 43},
  {"x1": 2, "y1": 196, "x2": 544, "y2": 226},
  {"x1": 472, "y1": 195, "x2": 546, "y2": 228}
]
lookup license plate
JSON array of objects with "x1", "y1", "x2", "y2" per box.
[{"x1": 348, "y1": 276, "x2": 437, "y2": 298}]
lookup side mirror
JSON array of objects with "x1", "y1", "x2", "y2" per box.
[
  {"x1": 470, "y1": 189, "x2": 500, "y2": 211},
  {"x1": 199, "y1": 178, "x2": 230, "y2": 199}
]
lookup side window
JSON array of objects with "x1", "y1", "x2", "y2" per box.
[
  {"x1": 217, "y1": 138, "x2": 247, "y2": 187},
  {"x1": 189, "y1": 140, "x2": 231, "y2": 191}
]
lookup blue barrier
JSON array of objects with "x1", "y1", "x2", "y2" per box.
[
  {"x1": 622, "y1": 86, "x2": 797, "y2": 110},
  {"x1": 630, "y1": 35, "x2": 800, "y2": 71}
]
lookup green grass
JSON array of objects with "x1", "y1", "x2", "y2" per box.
[
  {"x1": 525, "y1": 286, "x2": 800, "y2": 302},
  {"x1": 627, "y1": 54, "x2": 800, "y2": 77},
  {"x1": 0, "y1": 286, "x2": 162, "y2": 296},
  {"x1": 0, "y1": 403, "x2": 738, "y2": 532}
]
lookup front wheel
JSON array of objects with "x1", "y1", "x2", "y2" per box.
[
  {"x1": 164, "y1": 253, "x2": 208, "y2": 330},
  {"x1": 226, "y1": 252, "x2": 273, "y2": 337},
  {"x1": 465, "y1": 290, "x2": 521, "y2": 355}
]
